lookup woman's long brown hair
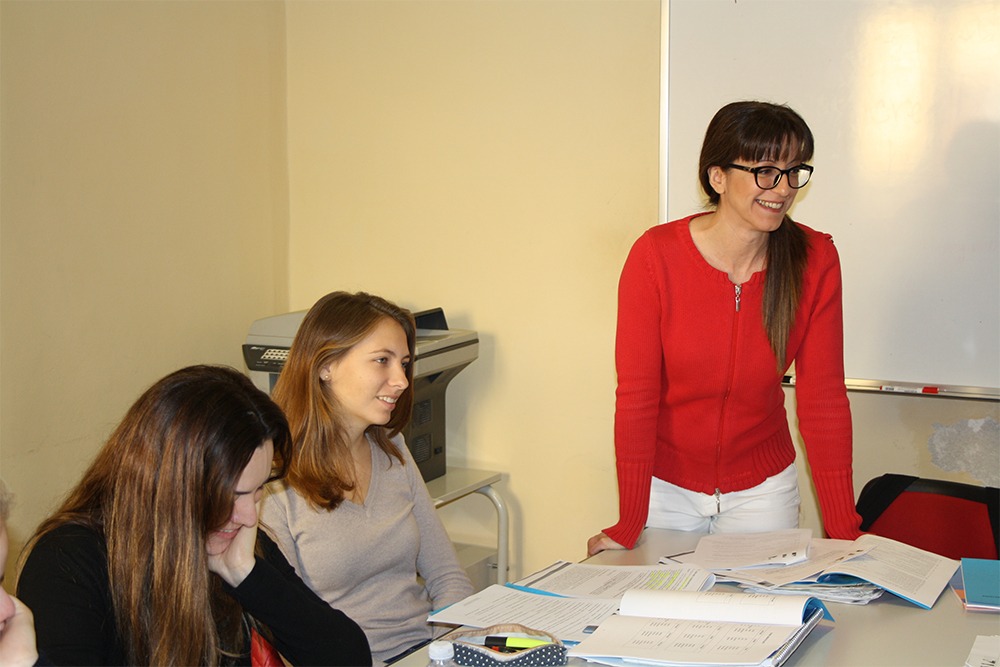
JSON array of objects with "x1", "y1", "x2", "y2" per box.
[
  {"x1": 272, "y1": 291, "x2": 416, "y2": 510},
  {"x1": 19, "y1": 365, "x2": 291, "y2": 666},
  {"x1": 698, "y1": 101, "x2": 814, "y2": 370}
]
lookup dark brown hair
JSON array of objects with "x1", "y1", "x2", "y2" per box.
[
  {"x1": 271, "y1": 291, "x2": 416, "y2": 510},
  {"x1": 20, "y1": 365, "x2": 291, "y2": 666},
  {"x1": 698, "y1": 101, "x2": 814, "y2": 368}
]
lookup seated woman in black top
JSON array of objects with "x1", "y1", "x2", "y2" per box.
[{"x1": 17, "y1": 365, "x2": 372, "y2": 666}]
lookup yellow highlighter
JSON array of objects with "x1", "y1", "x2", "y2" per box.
[{"x1": 484, "y1": 636, "x2": 551, "y2": 651}]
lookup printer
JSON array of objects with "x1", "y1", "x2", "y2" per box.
[{"x1": 243, "y1": 307, "x2": 477, "y2": 482}]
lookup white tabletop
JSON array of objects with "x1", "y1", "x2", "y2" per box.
[{"x1": 400, "y1": 528, "x2": 1000, "y2": 666}]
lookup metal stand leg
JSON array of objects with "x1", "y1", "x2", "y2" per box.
[{"x1": 475, "y1": 485, "x2": 509, "y2": 585}]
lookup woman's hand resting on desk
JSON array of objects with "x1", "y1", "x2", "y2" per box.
[{"x1": 587, "y1": 532, "x2": 626, "y2": 557}]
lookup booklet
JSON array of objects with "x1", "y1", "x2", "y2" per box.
[
  {"x1": 566, "y1": 589, "x2": 829, "y2": 667},
  {"x1": 961, "y1": 558, "x2": 1000, "y2": 612}
]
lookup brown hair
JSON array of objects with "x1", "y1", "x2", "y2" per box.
[
  {"x1": 698, "y1": 101, "x2": 814, "y2": 368},
  {"x1": 19, "y1": 365, "x2": 291, "y2": 666},
  {"x1": 0, "y1": 478, "x2": 12, "y2": 522},
  {"x1": 271, "y1": 291, "x2": 415, "y2": 510}
]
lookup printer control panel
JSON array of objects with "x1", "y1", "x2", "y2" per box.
[{"x1": 243, "y1": 345, "x2": 290, "y2": 373}]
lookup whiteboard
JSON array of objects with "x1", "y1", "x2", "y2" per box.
[{"x1": 664, "y1": 0, "x2": 1000, "y2": 392}]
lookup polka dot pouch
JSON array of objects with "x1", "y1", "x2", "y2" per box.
[{"x1": 450, "y1": 624, "x2": 568, "y2": 667}]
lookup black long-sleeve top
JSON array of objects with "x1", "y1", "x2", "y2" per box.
[{"x1": 17, "y1": 523, "x2": 372, "y2": 666}]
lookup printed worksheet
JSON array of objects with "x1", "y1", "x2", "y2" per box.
[{"x1": 514, "y1": 560, "x2": 714, "y2": 599}]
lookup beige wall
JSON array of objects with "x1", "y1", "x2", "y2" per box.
[
  {"x1": 1, "y1": 0, "x2": 289, "y2": 580},
  {"x1": 2, "y1": 0, "x2": 996, "y2": 593},
  {"x1": 281, "y1": 0, "x2": 661, "y2": 576}
]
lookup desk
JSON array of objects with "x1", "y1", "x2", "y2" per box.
[
  {"x1": 426, "y1": 467, "x2": 509, "y2": 586},
  {"x1": 403, "y1": 528, "x2": 1000, "y2": 667}
]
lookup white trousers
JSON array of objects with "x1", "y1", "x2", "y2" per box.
[{"x1": 648, "y1": 464, "x2": 801, "y2": 533}]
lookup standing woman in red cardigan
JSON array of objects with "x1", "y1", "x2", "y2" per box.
[{"x1": 589, "y1": 101, "x2": 863, "y2": 555}]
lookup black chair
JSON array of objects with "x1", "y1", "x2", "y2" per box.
[{"x1": 856, "y1": 474, "x2": 1000, "y2": 560}]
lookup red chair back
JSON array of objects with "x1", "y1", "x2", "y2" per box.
[{"x1": 856, "y1": 474, "x2": 999, "y2": 561}]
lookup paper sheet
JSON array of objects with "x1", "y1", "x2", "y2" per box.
[
  {"x1": 428, "y1": 585, "x2": 619, "y2": 643},
  {"x1": 684, "y1": 529, "x2": 813, "y2": 570},
  {"x1": 514, "y1": 560, "x2": 714, "y2": 598},
  {"x1": 620, "y1": 589, "x2": 821, "y2": 626},
  {"x1": 965, "y1": 635, "x2": 1000, "y2": 667}
]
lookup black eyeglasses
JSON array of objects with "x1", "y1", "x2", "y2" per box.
[{"x1": 725, "y1": 163, "x2": 814, "y2": 190}]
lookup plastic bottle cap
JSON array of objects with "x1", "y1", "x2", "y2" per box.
[{"x1": 428, "y1": 640, "x2": 454, "y2": 661}]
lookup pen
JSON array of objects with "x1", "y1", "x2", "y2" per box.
[{"x1": 879, "y1": 385, "x2": 940, "y2": 394}]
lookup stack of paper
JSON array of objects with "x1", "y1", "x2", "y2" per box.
[
  {"x1": 739, "y1": 581, "x2": 883, "y2": 605},
  {"x1": 713, "y1": 538, "x2": 882, "y2": 604},
  {"x1": 668, "y1": 531, "x2": 959, "y2": 609}
]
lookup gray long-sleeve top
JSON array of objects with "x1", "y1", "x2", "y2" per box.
[{"x1": 261, "y1": 433, "x2": 474, "y2": 664}]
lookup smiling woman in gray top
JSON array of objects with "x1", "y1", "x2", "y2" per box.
[{"x1": 261, "y1": 291, "x2": 473, "y2": 665}]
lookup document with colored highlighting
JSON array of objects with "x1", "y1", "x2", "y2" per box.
[{"x1": 513, "y1": 560, "x2": 715, "y2": 598}]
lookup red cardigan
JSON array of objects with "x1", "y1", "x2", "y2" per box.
[{"x1": 605, "y1": 214, "x2": 863, "y2": 548}]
